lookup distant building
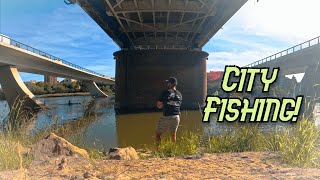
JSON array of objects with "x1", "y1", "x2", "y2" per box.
[
  {"x1": 44, "y1": 75, "x2": 58, "y2": 84},
  {"x1": 207, "y1": 71, "x2": 224, "y2": 95},
  {"x1": 60, "y1": 78, "x2": 77, "y2": 83},
  {"x1": 28, "y1": 80, "x2": 37, "y2": 84},
  {"x1": 207, "y1": 71, "x2": 224, "y2": 81}
]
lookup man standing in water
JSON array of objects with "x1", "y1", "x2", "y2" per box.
[{"x1": 156, "y1": 77, "x2": 183, "y2": 145}]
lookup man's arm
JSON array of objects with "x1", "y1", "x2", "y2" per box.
[
  {"x1": 157, "y1": 101, "x2": 164, "y2": 109},
  {"x1": 157, "y1": 91, "x2": 166, "y2": 109}
]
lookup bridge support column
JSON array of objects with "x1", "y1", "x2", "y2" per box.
[
  {"x1": 114, "y1": 50, "x2": 208, "y2": 113},
  {"x1": 298, "y1": 65, "x2": 320, "y2": 119},
  {"x1": 84, "y1": 81, "x2": 108, "y2": 98},
  {"x1": 0, "y1": 66, "x2": 42, "y2": 112}
]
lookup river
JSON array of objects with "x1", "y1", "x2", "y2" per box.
[{"x1": 0, "y1": 96, "x2": 319, "y2": 150}]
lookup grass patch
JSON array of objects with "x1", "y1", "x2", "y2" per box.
[
  {"x1": 276, "y1": 119, "x2": 320, "y2": 167},
  {"x1": 148, "y1": 131, "x2": 200, "y2": 158},
  {"x1": 0, "y1": 134, "x2": 32, "y2": 170},
  {"x1": 204, "y1": 124, "x2": 264, "y2": 153},
  {"x1": 145, "y1": 118, "x2": 320, "y2": 168}
]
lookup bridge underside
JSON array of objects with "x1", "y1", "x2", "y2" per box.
[
  {"x1": 73, "y1": 0, "x2": 247, "y2": 112},
  {"x1": 114, "y1": 50, "x2": 208, "y2": 112},
  {"x1": 76, "y1": 0, "x2": 247, "y2": 50}
]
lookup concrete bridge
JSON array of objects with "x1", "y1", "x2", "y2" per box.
[
  {"x1": 244, "y1": 36, "x2": 320, "y2": 118},
  {"x1": 68, "y1": 0, "x2": 248, "y2": 112},
  {"x1": 0, "y1": 34, "x2": 114, "y2": 112}
]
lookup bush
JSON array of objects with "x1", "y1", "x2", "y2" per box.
[
  {"x1": 0, "y1": 134, "x2": 33, "y2": 170},
  {"x1": 204, "y1": 124, "x2": 263, "y2": 153},
  {"x1": 149, "y1": 131, "x2": 200, "y2": 157},
  {"x1": 275, "y1": 119, "x2": 320, "y2": 167},
  {"x1": 25, "y1": 82, "x2": 45, "y2": 95},
  {"x1": 24, "y1": 81, "x2": 82, "y2": 95}
]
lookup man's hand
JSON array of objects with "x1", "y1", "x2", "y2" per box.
[{"x1": 157, "y1": 101, "x2": 164, "y2": 109}]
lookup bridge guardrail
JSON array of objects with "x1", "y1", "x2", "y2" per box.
[
  {"x1": 0, "y1": 34, "x2": 107, "y2": 78},
  {"x1": 244, "y1": 36, "x2": 320, "y2": 67}
]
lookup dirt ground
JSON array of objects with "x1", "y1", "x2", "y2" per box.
[{"x1": 1, "y1": 152, "x2": 320, "y2": 179}]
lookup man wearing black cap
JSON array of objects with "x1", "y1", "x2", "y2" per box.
[{"x1": 156, "y1": 77, "x2": 183, "y2": 145}]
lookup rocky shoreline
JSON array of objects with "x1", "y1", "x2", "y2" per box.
[{"x1": 1, "y1": 133, "x2": 320, "y2": 179}]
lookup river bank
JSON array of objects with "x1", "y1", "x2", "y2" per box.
[
  {"x1": 1, "y1": 150, "x2": 320, "y2": 179},
  {"x1": 1, "y1": 133, "x2": 320, "y2": 179},
  {"x1": 35, "y1": 92, "x2": 114, "y2": 98},
  {"x1": 0, "y1": 92, "x2": 115, "y2": 99},
  {"x1": 0, "y1": 123, "x2": 319, "y2": 179},
  {"x1": 36, "y1": 92, "x2": 91, "y2": 98}
]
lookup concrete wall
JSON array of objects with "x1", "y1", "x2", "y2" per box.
[{"x1": 114, "y1": 50, "x2": 208, "y2": 113}]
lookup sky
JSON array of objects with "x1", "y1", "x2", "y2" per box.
[{"x1": 1, "y1": 0, "x2": 320, "y2": 82}]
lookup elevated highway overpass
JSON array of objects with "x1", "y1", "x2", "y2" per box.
[
  {"x1": 68, "y1": 0, "x2": 248, "y2": 112},
  {"x1": 244, "y1": 36, "x2": 320, "y2": 118},
  {"x1": 244, "y1": 36, "x2": 320, "y2": 75},
  {"x1": 0, "y1": 34, "x2": 114, "y2": 111}
]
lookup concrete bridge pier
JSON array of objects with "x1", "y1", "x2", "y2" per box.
[
  {"x1": 84, "y1": 81, "x2": 108, "y2": 98},
  {"x1": 0, "y1": 66, "x2": 42, "y2": 112},
  {"x1": 114, "y1": 50, "x2": 208, "y2": 113},
  {"x1": 298, "y1": 64, "x2": 320, "y2": 119}
]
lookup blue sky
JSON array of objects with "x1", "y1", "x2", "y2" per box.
[{"x1": 1, "y1": 0, "x2": 320, "y2": 82}]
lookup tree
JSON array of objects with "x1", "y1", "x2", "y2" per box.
[{"x1": 25, "y1": 82, "x2": 45, "y2": 95}]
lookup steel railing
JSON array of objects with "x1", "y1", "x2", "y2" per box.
[
  {"x1": 244, "y1": 36, "x2": 320, "y2": 67},
  {"x1": 0, "y1": 34, "x2": 107, "y2": 77}
]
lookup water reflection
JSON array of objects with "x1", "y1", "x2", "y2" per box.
[{"x1": 115, "y1": 110, "x2": 204, "y2": 148}]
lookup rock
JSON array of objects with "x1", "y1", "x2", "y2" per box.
[
  {"x1": 30, "y1": 133, "x2": 89, "y2": 161},
  {"x1": 108, "y1": 146, "x2": 139, "y2": 160},
  {"x1": 70, "y1": 175, "x2": 84, "y2": 180},
  {"x1": 83, "y1": 172, "x2": 91, "y2": 179},
  {"x1": 58, "y1": 157, "x2": 67, "y2": 170},
  {"x1": 183, "y1": 154, "x2": 203, "y2": 160},
  {"x1": 21, "y1": 147, "x2": 31, "y2": 157}
]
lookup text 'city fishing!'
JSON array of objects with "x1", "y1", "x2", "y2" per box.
[{"x1": 202, "y1": 66, "x2": 303, "y2": 123}]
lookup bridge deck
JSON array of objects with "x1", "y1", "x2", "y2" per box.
[
  {"x1": 0, "y1": 35, "x2": 114, "y2": 85},
  {"x1": 74, "y1": 0, "x2": 247, "y2": 50},
  {"x1": 244, "y1": 36, "x2": 320, "y2": 75}
]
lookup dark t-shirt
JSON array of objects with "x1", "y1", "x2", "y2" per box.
[{"x1": 158, "y1": 89, "x2": 182, "y2": 116}]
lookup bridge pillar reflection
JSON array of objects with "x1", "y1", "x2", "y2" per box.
[
  {"x1": 0, "y1": 66, "x2": 42, "y2": 112},
  {"x1": 114, "y1": 50, "x2": 208, "y2": 113}
]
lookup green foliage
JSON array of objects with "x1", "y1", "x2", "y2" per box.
[
  {"x1": 25, "y1": 81, "x2": 83, "y2": 95},
  {"x1": 86, "y1": 148, "x2": 105, "y2": 159},
  {"x1": 275, "y1": 119, "x2": 320, "y2": 167},
  {"x1": 145, "y1": 118, "x2": 320, "y2": 168},
  {"x1": 204, "y1": 124, "x2": 263, "y2": 153},
  {"x1": 150, "y1": 131, "x2": 200, "y2": 157},
  {"x1": 0, "y1": 135, "x2": 32, "y2": 170},
  {"x1": 99, "y1": 85, "x2": 113, "y2": 94},
  {"x1": 25, "y1": 82, "x2": 45, "y2": 95}
]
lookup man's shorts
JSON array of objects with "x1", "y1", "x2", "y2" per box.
[{"x1": 156, "y1": 115, "x2": 180, "y2": 134}]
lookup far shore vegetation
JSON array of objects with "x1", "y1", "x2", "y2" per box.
[{"x1": 0, "y1": 81, "x2": 114, "y2": 101}]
